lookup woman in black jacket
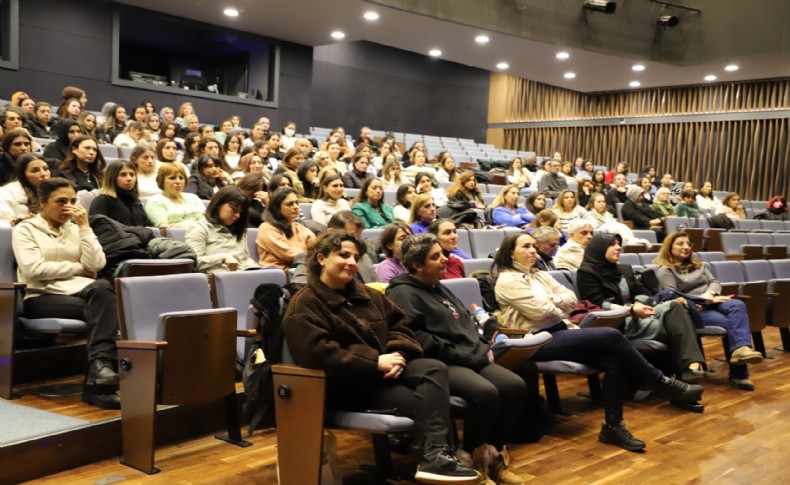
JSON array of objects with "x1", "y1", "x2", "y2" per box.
[
  {"x1": 620, "y1": 186, "x2": 665, "y2": 242},
  {"x1": 42, "y1": 119, "x2": 82, "y2": 163},
  {"x1": 576, "y1": 232, "x2": 706, "y2": 383},
  {"x1": 386, "y1": 233, "x2": 526, "y2": 483},
  {"x1": 89, "y1": 160, "x2": 152, "y2": 227},
  {"x1": 185, "y1": 154, "x2": 233, "y2": 200},
  {"x1": 57, "y1": 135, "x2": 106, "y2": 192}
]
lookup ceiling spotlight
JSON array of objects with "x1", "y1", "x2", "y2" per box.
[
  {"x1": 556, "y1": 51, "x2": 570, "y2": 60},
  {"x1": 657, "y1": 15, "x2": 679, "y2": 27},
  {"x1": 704, "y1": 74, "x2": 717, "y2": 82},
  {"x1": 564, "y1": 72, "x2": 576, "y2": 79},
  {"x1": 629, "y1": 81, "x2": 641, "y2": 87},
  {"x1": 330, "y1": 31, "x2": 345, "y2": 40},
  {"x1": 363, "y1": 11, "x2": 379, "y2": 21},
  {"x1": 632, "y1": 64, "x2": 645, "y2": 72},
  {"x1": 496, "y1": 62, "x2": 510, "y2": 70},
  {"x1": 475, "y1": 35, "x2": 490, "y2": 44},
  {"x1": 429, "y1": 49, "x2": 442, "y2": 57},
  {"x1": 583, "y1": 0, "x2": 616, "y2": 14},
  {"x1": 725, "y1": 64, "x2": 739, "y2": 72},
  {"x1": 223, "y1": 7, "x2": 239, "y2": 17}
]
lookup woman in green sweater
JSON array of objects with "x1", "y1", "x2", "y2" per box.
[{"x1": 351, "y1": 176, "x2": 394, "y2": 229}]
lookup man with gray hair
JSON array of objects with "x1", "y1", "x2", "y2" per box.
[
  {"x1": 537, "y1": 159, "x2": 568, "y2": 199},
  {"x1": 532, "y1": 226, "x2": 562, "y2": 271},
  {"x1": 555, "y1": 220, "x2": 594, "y2": 270}
]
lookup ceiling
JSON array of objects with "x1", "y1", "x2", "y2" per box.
[{"x1": 113, "y1": 0, "x2": 790, "y2": 93}]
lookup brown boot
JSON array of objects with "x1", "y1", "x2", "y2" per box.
[
  {"x1": 471, "y1": 444, "x2": 497, "y2": 485},
  {"x1": 488, "y1": 447, "x2": 524, "y2": 485}
]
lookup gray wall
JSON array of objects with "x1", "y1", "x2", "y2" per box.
[
  {"x1": 0, "y1": 0, "x2": 488, "y2": 140},
  {"x1": 312, "y1": 41, "x2": 490, "y2": 141}
]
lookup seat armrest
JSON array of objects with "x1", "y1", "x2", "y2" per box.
[
  {"x1": 237, "y1": 329, "x2": 257, "y2": 337},
  {"x1": 272, "y1": 364, "x2": 326, "y2": 378},
  {"x1": 499, "y1": 327, "x2": 528, "y2": 337},
  {"x1": 117, "y1": 340, "x2": 168, "y2": 350}
]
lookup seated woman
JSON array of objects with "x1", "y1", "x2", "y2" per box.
[
  {"x1": 310, "y1": 173, "x2": 350, "y2": 225},
  {"x1": 507, "y1": 157, "x2": 532, "y2": 192},
  {"x1": 256, "y1": 187, "x2": 315, "y2": 270},
  {"x1": 591, "y1": 169, "x2": 609, "y2": 194},
  {"x1": 577, "y1": 233, "x2": 707, "y2": 383},
  {"x1": 233, "y1": 151, "x2": 268, "y2": 181},
  {"x1": 415, "y1": 172, "x2": 449, "y2": 207},
  {"x1": 236, "y1": 173, "x2": 267, "y2": 227},
  {"x1": 351, "y1": 177, "x2": 394, "y2": 229},
  {"x1": 621, "y1": 187, "x2": 665, "y2": 242},
  {"x1": 577, "y1": 179, "x2": 596, "y2": 208},
  {"x1": 393, "y1": 183, "x2": 416, "y2": 223},
  {"x1": 113, "y1": 121, "x2": 149, "y2": 148},
  {"x1": 186, "y1": 154, "x2": 234, "y2": 201},
  {"x1": 434, "y1": 153, "x2": 459, "y2": 184},
  {"x1": 696, "y1": 182, "x2": 722, "y2": 211},
  {"x1": 655, "y1": 232, "x2": 763, "y2": 390},
  {"x1": 650, "y1": 187, "x2": 676, "y2": 218},
  {"x1": 674, "y1": 189, "x2": 701, "y2": 218},
  {"x1": 637, "y1": 176, "x2": 656, "y2": 204},
  {"x1": 380, "y1": 154, "x2": 404, "y2": 191},
  {"x1": 296, "y1": 159, "x2": 319, "y2": 202},
  {"x1": 89, "y1": 160, "x2": 152, "y2": 227},
  {"x1": 1, "y1": 129, "x2": 34, "y2": 186},
  {"x1": 377, "y1": 221, "x2": 413, "y2": 283},
  {"x1": 584, "y1": 193, "x2": 616, "y2": 230},
  {"x1": 716, "y1": 192, "x2": 747, "y2": 220},
  {"x1": 12, "y1": 178, "x2": 121, "y2": 409},
  {"x1": 524, "y1": 191, "x2": 547, "y2": 215},
  {"x1": 409, "y1": 194, "x2": 437, "y2": 234},
  {"x1": 102, "y1": 105, "x2": 127, "y2": 144},
  {"x1": 526, "y1": 210, "x2": 567, "y2": 246},
  {"x1": 133, "y1": 143, "x2": 162, "y2": 199},
  {"x1": 144, "y1": 113, "x2": 161, "y2": 143},
  {"x1": 491, "y1": 185, "x2": 534, "y2": 227},
  {"x1": 156, "y1": 137, "x2": 180, "y2": 166},
  {"x1": 275, "y1": 148, "x2": 308, "y2": 201},
  {"x1": 283, "y1": 231, "x2": 478, "y2": 483},
  {"x1": 57, "y1": 135, "x2": 106, "y2": 192},
  {"x1": 758, "y1": 195, "x2": 789, "y2": 221},
  {"x1": 552, "y1": 189, "x2": 587, "y2": 231},
  {"x1": 446, "y1": 171, "x2": 485, "y2": 209},
  {"x1": 0, "y1": 153, "x2": 51, "y2": 224},
  {"x1": 402, "y1": 149, "x2": 435, "y2": 184},
  {"x1": 77, "y1": 111, "x2": 99, "y2": 140},
  {"x1": 494, "y1": 232, "x2": 703, "y2": 451},
  {"x1": 428, "y1": 219, "x2": 469, "y2": 280},
  {"x1": 342, "y1": 153, "x2": 373, "y2": 189},
  {"x1": 223, "y1": 133, "x2": 242, "y2": 170},
  {"x1": 144, "y1": 163, "x2": 205, "y2": 229},
  {"x1": 185, "y1": 186, "x2": 260, "y2": 273},
  {"x1": 386, "y1": 234, "x2": 526, "y2": 483}
]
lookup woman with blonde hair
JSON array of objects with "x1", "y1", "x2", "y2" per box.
[
  {"x1": 654, "y1": 232, "x2": 763, "y2": 390},
  {"x1": 409, "y1": 193, "x2": 436, "y2": 234},
  {"x1": 507, "y1": 157, "x2": 532, "y2": 192},
  {"x1": 144, "y1": 163, "x2": 205, "y2": 228},
  {"x1": 381, "y1": 154, "x2": 404, "y2": 191},
  {"x1": 491, "y1": 184, "x2": 534, "y2": 227}
]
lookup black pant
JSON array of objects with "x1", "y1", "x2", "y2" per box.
[
  {"x1": 328, "y1": 358, "x2": 454, "y2": 457},
  {"x1": 447, "y1": 363, "x2": 526, "y2": 452},
  {"x1": 24, "y1": 279, "x2": 119, "y2": 362},
  {"x1": 532, "y1": 327, "x2": 663, "y2": 425},
  {"x1": 661, "y1": 301, "x2": 705, "y2": 374}
]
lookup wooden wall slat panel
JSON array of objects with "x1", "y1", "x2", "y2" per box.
[{"x1": 505, "y1": 119, "x2": 789, "y2": 200}]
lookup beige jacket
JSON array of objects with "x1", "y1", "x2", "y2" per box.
[
  {"x1": 495, "y1": 268, "x2": 577, "y2": 332},
  {"x1": 12, "y1": 215, "x2": 106, "y2": 298},
  {"x1": 185, "y1": 218, "x2": 260, "y2": 273}
]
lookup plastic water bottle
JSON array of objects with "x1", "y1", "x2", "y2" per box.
[{"x1": 470, "y1": 304, "x2": 490, "y2": 334}]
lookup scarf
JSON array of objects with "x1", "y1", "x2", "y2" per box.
[{"x1": 579, "y1": 232, "x2": 623, "y2": 284}]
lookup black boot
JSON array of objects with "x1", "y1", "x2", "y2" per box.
[
  {"x1": 83, "y1": 358, "x2": 121, "y2": 410},
  {"x1": 86, "y1": 358, "x2": 119, "y2": 386}
]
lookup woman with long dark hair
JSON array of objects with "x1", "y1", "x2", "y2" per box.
[
  {"x1": 351, "y1": 177, "x2": 394, "y2": 229},
  {"x1": 89, "y1": 159, "x2": 152, "y2": 227},
  {"x1": 256, "y1": 187, "x2": 315, "y2": 270},
  {"x1": 310, "y1": 173, "x2": 349, "y2": 225},
  {"x1": 0, "y1": 152, "x2": 51, "y2": 223},
  {"x1": 186, "y1": 154, "x2": 233, "y2": 200},
  {"x1": 185, "y1": 186, "x2": 259, "y2": 273},
  {"x1": 57, "y1": 135, "x2": 106, "y2": 192}
]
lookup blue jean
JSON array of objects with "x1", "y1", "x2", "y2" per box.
[{"x1": 699, "y1": 298, "x2": 752, "y2": 379}]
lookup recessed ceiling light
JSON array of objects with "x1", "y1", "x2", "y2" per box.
[
  {"x1": 725, "y1": 64, "x2": 739, "y2": 72},
  {"x1": 475, "y1": 35, "x2": 490, "y2": 44},
  {"x1": 363, "y1": 11, "x2": 379, "y2": 21},
  {"x1": 223, "y1": 7, "x2": 239, "y2": 17},
  {"x1": 632, "y1": 64, "x2": 645, "y2": 72},
  {"x1": 629, "y1": 81, "x2": 641, "y2": 87},
  {"x1": 556, "y1": 51, "x2": 570, "y2": 60},
  {"x1": 704, "y1": 74, "x2": 717, "y2": 81},
  {"x1": 564, "y1": 72, "x2": 576, "y2": 79},
  {"x1": 429, "y1": 49, "x2": 442, "y2": 57},
  {"x1": 496, "y1": 62, "x2": 510, "y2": 70},
  {"x1": 330, "y1": 31, "x2": 345, "y2": 40}
]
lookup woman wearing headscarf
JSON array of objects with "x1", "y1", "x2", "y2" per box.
[
  {"x1": 576, "y1": 233, "x2": 707, "y2": 384},
  {"x1": 620, "y1": 186, "x2": 665, "y2": 242},
  {"x1": 42, "y1": 119, "x2": 82, "y2": 163}
]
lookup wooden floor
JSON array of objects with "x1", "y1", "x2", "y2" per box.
[{"x1": 18, "y1": 329, "x2": 790, "y2": 485}]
